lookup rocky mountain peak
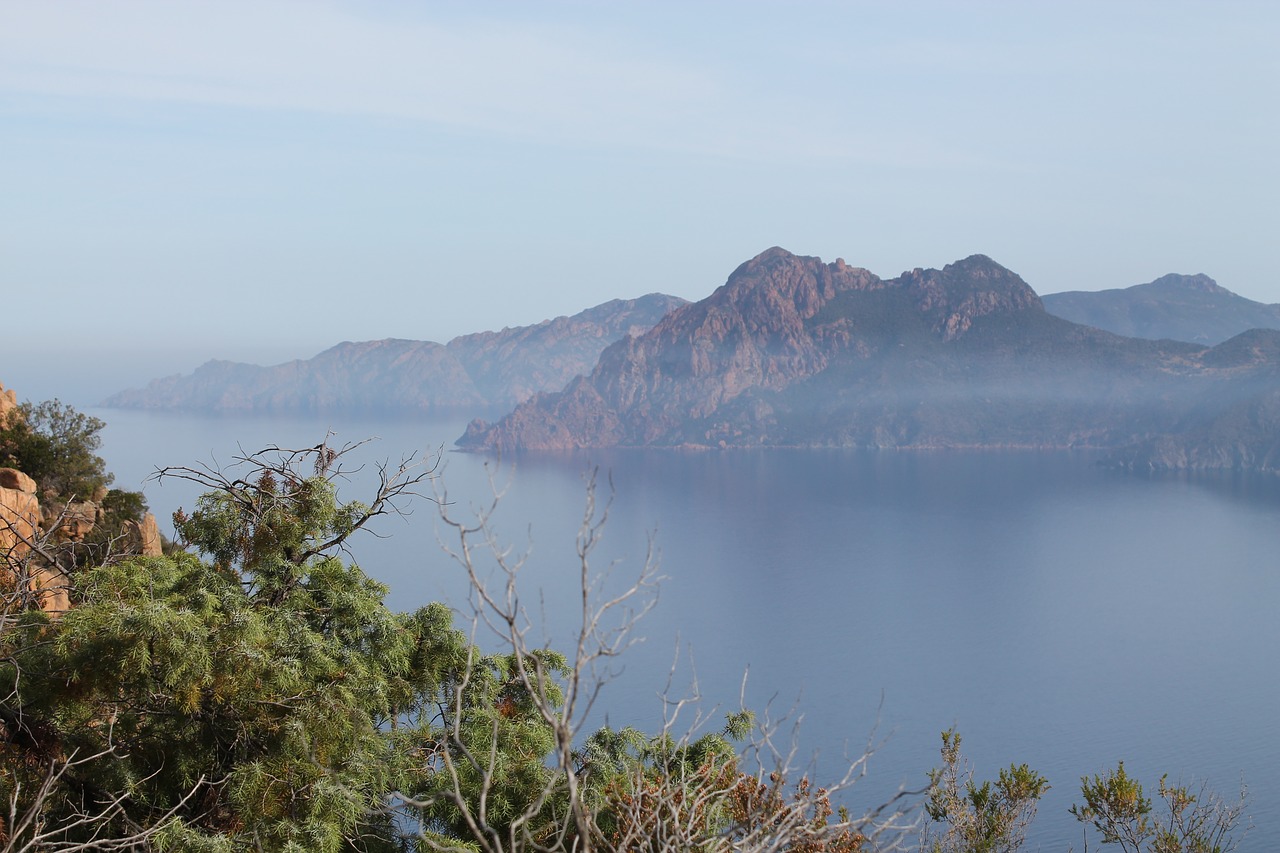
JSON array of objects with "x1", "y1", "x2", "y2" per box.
[
  {"x1": 896, "y1": 254, "x2": 1043, "y2": 340},
  {"x1": 706, "y1": 247, "x2": 880, "y2": 324},
  {"x1": 1144, "y1": 273, "x2": 1228, "y2": 295}
]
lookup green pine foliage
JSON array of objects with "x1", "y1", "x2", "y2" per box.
[
  {"x1": 4, "y1": 540, "x2": 451, "y2": 848},
  {"x1": 409, "y1": 649, "x2": 569, "y2": 847},
  {"x1": 0, "y1": 443, "x2": 476, "y2": 850}
]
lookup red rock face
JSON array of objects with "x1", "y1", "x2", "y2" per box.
[
  {"x1": 897, "y1": 255, "x2": 1043, "y2": 341},
  {"x1": 0, "y1": 387, "x2": 164, "y2": 615},
  {"x1": 0, "y1": 466, "x2": 70, "y2": 615},
  {"x1": 0, "y1": 468, "x2": 40, "y2": 555},
  {"x1": 0, "y1": 385, "x2": 17, "y2": 424},
  {"x1": 122, "y1": 513, "x2": 163, "y2": 557}
]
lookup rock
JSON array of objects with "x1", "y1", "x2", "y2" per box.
[
  {"x1": 0, "y1": 383, "x2": 17, "y2": 423},
  {"x1": 122, "y1": 513, "x2": 163, "y2": 557},
  {"x1": 44, "y1": 500, "x2": 97, "y2": 543},
  {"x1": 25, "y1": 565, "x2": 70, "y2": 615},
  {"x1": 0, "y1": 478, "x2": 40, "y2": 556},
  {"x1": 0, "y1": 467, "x2": 70, "y2": 615},
  {"x1": 0, "y1": 468, "x2": 36, "y2": 494},
  {"x1": 461, "y1": 248, "x2": 1053, "y2": 450}
]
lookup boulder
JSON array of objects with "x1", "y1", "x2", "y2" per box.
[
  {"x1": 0, "y1": 471, "x2": 40, "y2": 556},
  {"x1": 0, "y1": 467, "x2": 70, "y2": 614},
  {"x1": 25, "y1": 565, "x2": 70, "y2": 615},
  {"x1": 0, "y1": 468, "x2": 36, "y2": 495},
  {"x1": 0, "y1": 383, "x2": 17, "y2": 423},
  {"x1": 122, "y1": 513, "x2": 163, "y2": 557},
  {"x1": 44, "y1": 500, "x2": 98, "y2": 543}
]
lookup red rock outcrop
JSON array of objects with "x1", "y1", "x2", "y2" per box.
[
  {"x1": 122, "y1": 513, "x2": 163, "y2": 557},
  {"x1": 0, "y1": 466, "x2": 70, "y2": 614},
  {"x1": 43, "y1": 500, "x2": 99, "y2": 543},
  {"x1": 0, "y1": 383, "x2": 17, "y2": 423},
  {"x1": 0, "y1": 468, "x2": 39, "y2": 555}
]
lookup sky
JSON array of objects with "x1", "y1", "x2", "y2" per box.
[{"x1": 3, "y1": 1, "x2": 1278, "y2": 403}]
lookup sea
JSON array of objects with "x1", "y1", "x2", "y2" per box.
[{"x1": 92, "y1": 408, "x2": 1279, "y2": 852}]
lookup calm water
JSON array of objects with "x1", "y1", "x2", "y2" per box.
[{"x1": 95, "y1": 409, "x2": 1280, "y2": 851}]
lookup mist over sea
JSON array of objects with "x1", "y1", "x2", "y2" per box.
[{"x1": 95, "y1": 408, "x2": 1279, "y2": 851}]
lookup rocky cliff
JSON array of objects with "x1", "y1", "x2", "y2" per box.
[
  {"x1": 1042, "y1": 273, "x2": 1280, "y2": 345},
  {"x1": 0, "y1": 466, "x2": 56, "y2": 609},
  {"x1": 102, "y1": 294, "x2": 686, "y2": 414},
  {"x1": 0, "y1": 385, "x2": 17, "y2": 423},
  {"x1": 459, "y1": 248, "x2": 1280, "y2": 472}
]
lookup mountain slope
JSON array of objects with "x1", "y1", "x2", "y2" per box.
[
  {"x1": 102, "y1": 294, "x2": 686, "y2": 413},
  {"x1": 460, "y1": 249, "x2": 1280, "y2": 471},
  {"x1": 1042, "y1": 274, "x2": 1280, "y2": 345}
]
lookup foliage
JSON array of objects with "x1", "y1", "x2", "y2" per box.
[
  {"x1": 1071, "y1": 762, "x2": 1248, "y2": 853},
  {"x1": 582, "y1": 717, "x2": 742, "y2": 850},
  {"x1": 0, "y1": 440, "x2": 457, "y2": 851},
  {"x1": 922, "y1": 734, "x2": 1249, "y2": 853},
  {"x1": 922, "y1": 729, "x2": 1049, "y2": 853},
  {"x1": 0, "y1": 398, "x2": 148, "y2": 572},
  {"x1": 408, "y1": 647, "x2": 570, "y2": 848},
  {"x1": 725, "y1": 773, "x2": 866, "y2": 853},
  {"x1": 0, "y1": 400, "x2": 114, "y2": 500},
  {"x1": 7, "y1": 551, "x2": 412, "y2": 848},
  {"x1": 577, "y1": 711, "x2": 868, "y2": 853},
  {"x1": 98, "y1": 486, "x2": 148, "y2": 525}
]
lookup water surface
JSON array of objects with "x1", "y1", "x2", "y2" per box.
[{"x1": 97, "y1": 409, "x2": 1279, "y2": 850}]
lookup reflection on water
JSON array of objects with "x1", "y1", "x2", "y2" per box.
[{"x1": 96, "y1": 410, "x2": 1279, "y2": 851}]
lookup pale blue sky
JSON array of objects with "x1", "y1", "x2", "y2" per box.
[{"x1": 3, "y1": 1, "x2": 1278, "y2": 402}]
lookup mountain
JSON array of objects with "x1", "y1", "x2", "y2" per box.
[
  {"x1": 459, "y1": 248, "x2": 1280, "y2": 472},
  {"x1": 101, "y1": 294, "x2": 687, "y2": 413},
  {"x1": 1042, "y1": 274, "x2": 1280, "y2": 345}
]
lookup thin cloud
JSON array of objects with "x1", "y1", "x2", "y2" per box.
[
  {"x1": 0, "y1": 0, "x2": 994, "y2": 169},
  {"x1": 1, "y1": 4, "x2": 715, "y2": 142}
]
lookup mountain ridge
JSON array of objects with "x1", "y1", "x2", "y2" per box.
[
  {"x1": 102, "y1": 293, "x2": 687, "y2": 413},
  {"x1": 1042, "y1": 273, "x2": 1280, "y2": 344},
  {"x1": 460, "y1": 248, "x2": 1280, "y2": 472}
]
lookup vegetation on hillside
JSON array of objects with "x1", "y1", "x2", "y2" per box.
[
  {"x1": 0, "y1": 398, "x2": 149, "y2": 539},
  {"x1": 0, "y1": 401, "x2": 119, "y2": 501}
]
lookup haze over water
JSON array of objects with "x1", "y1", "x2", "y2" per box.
[{"x1": 97, "y1": 408, "x2": 1280, "y2": 851}]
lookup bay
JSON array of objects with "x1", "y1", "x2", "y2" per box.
[{"x1": 94, "y1": 408, "x2": 1280, "y2": 851}]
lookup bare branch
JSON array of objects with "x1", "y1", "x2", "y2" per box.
[{"x1": 411, "y1": 465, "x2": 921, "y2": 853}]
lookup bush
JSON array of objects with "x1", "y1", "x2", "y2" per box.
[{"x1": 0, "y1": 399, "x2": 113, "y2": 500}]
